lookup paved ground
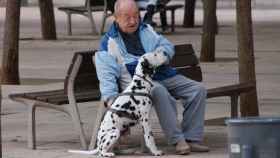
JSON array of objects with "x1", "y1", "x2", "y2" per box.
[{"x1": 0, "y1": 6, "x2": 280, "y2": 158}]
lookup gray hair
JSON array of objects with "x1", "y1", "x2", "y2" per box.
[{"x1": 114, "y1": 0, "x2": 139, "y2": 16}]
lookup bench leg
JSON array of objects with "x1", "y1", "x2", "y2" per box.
[
  {"x1": 170, "y1": 9, "x2": 175, "y2": 32},
  {"x1": 100, "y1": 11, "x2": 108, "y2": 35},
  {"x1": 27, "y1": 105, "x2": 36, "y2": 149},
  {"x1": 89, "y1": 102, "x2": 107, "y2": 150},
  {"x1": 230, "y1": 95, "x2": 238, "y2": 118},
  {"x1": 87, "y1": 12, "x2": 98, "y2": 35},
  {"x1": 68, "y1": 104, "x2": 88, "y2": 150},
  {"x1": 66, "y1": 12, "x2": 72, "y2": 35}
]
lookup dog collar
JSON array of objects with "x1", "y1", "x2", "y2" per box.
[{"x1": 134, "y1": 74, "x2": 153, "y2": 87}]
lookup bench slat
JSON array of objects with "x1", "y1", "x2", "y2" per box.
[
  {"x1": 176, "y1": 66, "x2": 202, "y2": 82},
  {"x1": 207, "y1": 82, "x2": 255, "y2": 98},
  {"x1": 58, "y1": 6, "x2": 104, "y2": 13}
]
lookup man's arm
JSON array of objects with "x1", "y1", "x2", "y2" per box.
[
  {"x1": 145, "y1": 25, "x2": 175, "y2": 64},
  {"x1": 95, "y1": 51, "x2": 120, "y2": 103}
]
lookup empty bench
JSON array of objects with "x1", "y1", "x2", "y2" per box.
[
  {"x1": 9, "y1": 51, "x2": 100, "y2": 150},
  {"x1": 58, "y1": 0, "x2": 183, "y2": 34},
  {"x1": 58, "y1": 0, "x2": 114, "y2": 35}
]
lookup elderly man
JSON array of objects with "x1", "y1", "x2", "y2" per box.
[{"x1": 95, "y1": 0, "x2": 209, "y2": 155}]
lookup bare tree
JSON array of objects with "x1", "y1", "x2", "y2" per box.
[
  {"x1": 1, "y1": 0, "x2": 20, "y2": 84},
  {"x1": 200, "y1": 0, "x2": 217, "y2": 62},
  {"x1": 183, "y1": 0, "x2": 196, "y2": 27},
  {"x1": 38, "y1": 0, "x2": 57, "y2": 40},
  {"x1": 236, "y1": 0, "x2": 259, "y2": 116}
]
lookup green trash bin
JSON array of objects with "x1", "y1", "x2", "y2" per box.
[{"x1": 226, "y1": 117, "x2": 280, "y2": 158}]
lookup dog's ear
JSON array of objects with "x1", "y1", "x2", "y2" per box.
[{"x1": 141, "y1": 58, "x2": 154, "y2": 76}]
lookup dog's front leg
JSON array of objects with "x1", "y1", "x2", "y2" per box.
[{"x1": 140, "y1": 117, "x2": 163, "y2": 156}]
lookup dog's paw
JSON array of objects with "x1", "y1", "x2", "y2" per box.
[
  {"x1": 152, "y1": 150, "x2": 164, "y2": 156},
  {"x1": 100, "y1": 152, "x2": 115, "y2": 157}
]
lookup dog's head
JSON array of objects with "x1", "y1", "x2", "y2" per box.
[{"x1": 135, "y1": 50, "x2": 168, "y2": 77}]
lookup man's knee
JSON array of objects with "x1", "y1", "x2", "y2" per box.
[
  {"x1": 151, "y1": 83, "x2": 169, "y2": 97},
  {"x1": 196, "y1": 82, "x2": 207, "y2": 98}
]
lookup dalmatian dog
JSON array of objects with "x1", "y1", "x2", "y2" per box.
[{"x1": 69, "y1": 50, "x2": 168, "y2": 157}]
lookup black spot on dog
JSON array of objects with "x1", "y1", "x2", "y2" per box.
[
  {"x1": 106, "y1": 142, "x2": 110, "y2": 146},
  {"x1": 145, "y1": 118, "x2": 148, "y2": 122},
  {"x1": 129, "y1": 122, "x2": 136, "y2": 127},
  {"x1": 131, "y1": 112, "x2": 139, "y2": 120},
  {"x1": 101, "y1": 133, "x2": 106, "y2": 138},
  {"x1": 129, "y1": 106, "x2": 136, "y2": 111},
  {"x1": 130, "y1": 95, "x2": 140, "y2": 105},
  {"x1": 115, "y1": 104, "x2": 120, "y2": 107},
  {"x1": 110, "y1": 136, "x2": 114, "y2": 139},
  {"x1": 142, "y1": 100, "x2": 146, "y2": 106},
  {"x1": 134, "y1": 79, "x2": 146, "y2": 90},
  {"x1": 112, "y1": 127, "x2": 116, "y2": 130},
  {"x1": 122, "y1": 125, "x2": 128, "y2": 129},
  {"x1": 121, "y1": 101, "x2": 132, "y2": 109},
  {"x1": 102, "y1": 139, "x2": 106, "y2": 143},
  {"x1": 112, "y1": 120, "x2": 115, "y2": 124},
  {"x1": 141, "y1": 58, "x2": 154, "y2": 76}
]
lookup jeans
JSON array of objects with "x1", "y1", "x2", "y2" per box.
[{"x1": 151, "y1": 74, "x2": 207, "y2": 144}]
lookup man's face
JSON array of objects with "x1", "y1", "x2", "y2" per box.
[{"x1": 115, "y1": 8, "x2": 140, "y2": 34}]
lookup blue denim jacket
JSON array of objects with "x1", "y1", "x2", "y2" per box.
[{"x1": 95, "y1": 22, "x2": 176, "y2": 101}]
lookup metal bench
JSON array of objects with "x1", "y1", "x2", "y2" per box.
[
  {"x1": 139, "y1": 4, "x2": 183, "y2": 32},
  {"x1": 58, "y1": 0, "x2": 183, "y2": 35},
  {"x1": 58, "y1": 0, "x2": 114, "y2": 35},
  {"x1": 172, "y1": 44, "x2": 255, "y2": 118},
  {"x1": 9, "y1": 51, "x2": 100, "y2": 150},
  {"x1": 9, "y1": 44, "x2": 255, "y2": 150}
]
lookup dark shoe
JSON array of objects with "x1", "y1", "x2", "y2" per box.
[
  {"x1": 175, "y1": 140, "x2": 191, "y2": 155},
  {"x1": 189, "y1": 143, "x2": 210, "y2": 152}
]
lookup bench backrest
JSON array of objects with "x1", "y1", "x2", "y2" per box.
[
  {"x1": 87, "y1": 0, "x2": 115, "y2": 12},
  {"x1": 171, "y1": 44, "x2": 203, "y2": 82},
  {"x1": 64, "y1": 50, "x2": 99, "y2": 94},
  {"x1": 64, "y1": 44, "x2": 202, "y2": 95}
]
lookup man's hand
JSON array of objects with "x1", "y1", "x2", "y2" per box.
[{"x1": 104, "y1": 95, "x2": 117, "y2": 107}]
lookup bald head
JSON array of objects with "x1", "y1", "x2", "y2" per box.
[
  {"x1": 114, "y1": 0, "x2": 140, "y2": 33},
  {"x1": 114, "y1": 0, "x2": 139, "y2": 16}
]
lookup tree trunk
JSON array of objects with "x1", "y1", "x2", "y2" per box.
[
  {"x1": 1, "y1": 0, "x2": 20, "y2": 84},
  {"x1": 200, "y1": 0, "x2": 217, "y2": 62},
  {"x1": 21, "y1": 0, "x2": 28, "y2": 6},
  {"x1": 183, "y1": 0, "x2": 196, "y2": 27},
  {"x1": 236, "y1": 0, "x2": 259, "y2": 116},
  {"x1": 0, "y1": 85, "x2": 2, "y2": 158},
  {"x1": 38, "y1": 0, "x2": 57, "y2": 40}
]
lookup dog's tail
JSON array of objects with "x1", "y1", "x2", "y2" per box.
[{"x1": 68, "y1": 149, "x2": 98, "y2": 155}]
